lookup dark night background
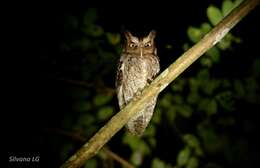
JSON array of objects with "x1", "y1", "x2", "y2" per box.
[{"x1": 5, "y1": 1, "x2": 260, "y2": 168}]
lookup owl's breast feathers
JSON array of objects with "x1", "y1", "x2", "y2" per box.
[{"x1": 116, "y1": 54, "x2": 159, "y2": 108}]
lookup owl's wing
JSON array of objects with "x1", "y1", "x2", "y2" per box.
[
  {"x1": 147, "y1": 55, "x2": 160, "y2": 83},
  {"x1": 115, "y1": 60, "x2": 125, "y2": 109}
]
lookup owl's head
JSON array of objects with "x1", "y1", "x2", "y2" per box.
[{"x1": 123, "y1": 30, "x2": 157, "y2": 55}]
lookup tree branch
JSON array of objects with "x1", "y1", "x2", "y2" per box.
[
  {"x1": 58, "y1": 78, "x2": 115, "y2": 94},
  {"x1": 60, "y1": 0, "x2": 259, "y2": 167},
  {"x1": 47, "y1": 128, "x2": 134, "y2": 168}
]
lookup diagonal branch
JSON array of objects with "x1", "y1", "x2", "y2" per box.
[
  {"x1": 47, "y1": 128, "x2": 134, "y2": 168},
  {"x1": 60, "y1": 0, "x2": 260, "y2": 167}
]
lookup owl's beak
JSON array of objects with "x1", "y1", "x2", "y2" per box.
[{"x1": 140, "y1": 48, "x2": 143, "y2": 57}]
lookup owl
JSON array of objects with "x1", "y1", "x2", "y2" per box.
[{"x1": 115, "y1": 30, "x2": 160, "y2": 136}]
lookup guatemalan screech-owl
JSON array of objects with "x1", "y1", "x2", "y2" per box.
[{"x1": 116, "y1": 30, "x2": 160, "y2": 136}]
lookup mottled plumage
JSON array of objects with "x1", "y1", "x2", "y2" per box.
[{"x1": 115, "y1": 30, "x2": 160, "y2": 136}]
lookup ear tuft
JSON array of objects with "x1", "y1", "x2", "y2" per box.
[
  {"x1": 148, "y1": 30, "x2": 156, "y2": 39},
  {"x1": 124, "y1": 31, "x2": 132, "y2": 40}
]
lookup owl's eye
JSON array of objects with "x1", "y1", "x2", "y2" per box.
[
  {"x1": 144, "y1": 42, "x2": 151, "y2": 47},
  {"x1": 129, "y1": 43, "x2": 137, "y2": 48}
]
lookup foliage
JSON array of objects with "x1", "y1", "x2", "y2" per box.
[{"x1": 51, "y1": 2, "x2": 259, "y2": 168}]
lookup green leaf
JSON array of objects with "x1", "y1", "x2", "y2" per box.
[
  {"x1": 173, "y1": 94, "x2": 184, "y2": 104},
  {"x1": 152, "y1": 158, "x2": 166, "y2": 168},
  {"x1": 183, "y1": 134, "x2": 200, "y2": 148},
  {"x1": 222, "y1": 79, "x2": 232, "y2": 88},
  {"x1": 183, "y1": 43, "x2": 190, "y2": 51},
  {"x1": 72, "y1": 101, "x2": 91, "y2": 113},
  {"x1": 232, "y1": 36, "x2": 242, "y2": 44},
  {"x1": 84, "y1": 158, "x2": 97, "y2": 168},
  {"x1": 234, "y1": 80, "x2": 245, "y2": 98},
  {"x1": 205, "y1": 47, "x2": 220, "y2": 63},
  {"x1": 245, "y1": 77, "x2": 257, "y2": 94},
  {"x1": 130, "y1": 151, "x2": 143, "y2": 166},
  {"x1": 97, "y1": 149, "x2": 107, "y2": 160},
  {"x1": 207, "y1": 6, "x2": 223, "y2": 25},
  {"x1": 234, "y1": 0, "x2": 243, "y2": 8},
  {"x1": 100, "y1": 51, "x2": 115, "y2": 61},
  {"x1": 82, "y1": 24, "x2": 104, "y2": 37},
  {"x1": 83, "y1": 8, "x2": 97, "y2": 25},
  {"x1": 198, "y1": 98, "x2": 217, "y2": 115},
  {"x1": 207, "y1": 99, "x2": 218, "y2": 116},
  {"x1": 253, "y1": 58, "x2": 260, "y2": 77},
  {"x1": 194, "y1": 146, "x2": 204, "y2": 157},
  {"x1": 81, "y1": 125, "x2": 98, "y2": 137},
  {"x1": 200, "y1": 57, "x2": 212, "y2": 67},
  {"x1": 123, "y1": 133, "x2": 150, "y2": 155},
  {"x1": 200, "y1": 23, "x2": 212, "y2": 34},
  {"x1": 93, "y1": 93, "x2": 113, "y2": 106},
  {"x1": 68, "y1": 87, "x2": 89, "y2": 100},
  {"x1": 152, "y1": 108, "x2": 162, "y2": 124},
  {"x1": 245, "y1": 78, "x2": 259, "y2": 104},
  {"x1": 189, "y1": 78, "x2": 200, "y2": 93},
  {"x1": 97, "y1": 106, "x2": 114, "y2": 121},
  {"x1": 106, "y1": 32, "x2": 121, "y2": 45},
  {"x1": 166, "y1": 107, "x2": 176, "y2": 123},
  {"x1": 198, "y1": 98, "x2": 210, "y2": 112},
  {"x1": 177, "y1": 147, "x2": 191, "y2": 166},
  {"x1": 216, "y1": 91, "x2": 234, "y2": 111},
  {"x1": 78, "y1": 38, "x2": 92, "y2": 50},
  {"x1": 166, "y1": 44, "x2": 173, "y2": 49},
  {"x1": 197, "y1": 69, "x2": 210, "y2": 81},
  {"x1": 187, "y1": 92, "x2": 201, "y2": 105},
  {"x1": 159, "y1": 93, "x2": 173, "y2": 108},
  {"x1": 187, "y1": 26, "x2": 203, "y2": 43},
  {"x1": 186, "y1": 157, "x2": 199, "y2": 168},
  {"x1": 176, "y1": 105, "x2": 193, "y2": 118},
  {"x1": 197, "y1": 124, "x2": 220, "y2": 153},
  {"x1": 222, "y1": 0, "x2": 234, "y2": 17},
  {"x1": 217, "y1": 36, "x2": 232, "y2": 50},
  {"x1": 217, "y1": 117, "x2": 235, "y2": 126},
  {"x1": 144, "y1": 124, "x2": 156, "y2": 137},
  {"x1": 148, "y1": 137, "x2": 157, "y2": 148},
  {"x1": 77, "y1": 114, "x2": 95, "y2": 127},
  {"x1": 171, "y1": 79, "x2": 186, "y2": 92},
  {"x1": 180, "y1": 135, "x2": 202, "y2": 157},
  {"x1": 202, "y1": 79, "x2": 220, "y2": 95}
]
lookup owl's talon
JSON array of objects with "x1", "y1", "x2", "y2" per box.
[{"x1": 133, "y1": 89, "x2": 142, "y2": 101}]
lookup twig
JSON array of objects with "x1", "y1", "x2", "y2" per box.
[
  {"x1": 58, "y1": 78, "x2": 94, "y2": 88},
  {"x1": 102, "y1": 147, "x2": 135, "y2": 168},
  {"x1": 47, "y1": 128, "x2": 86, "y2": 142},
  {"x1": 47, "y1": 128, "x2": 134, "y2": 168},
  {"x1": 60, "y1": 1, "x2": 260, "y2": 167},
  {"x1": 58, "y1": 78, "x2": 115, "y2": 94}
]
